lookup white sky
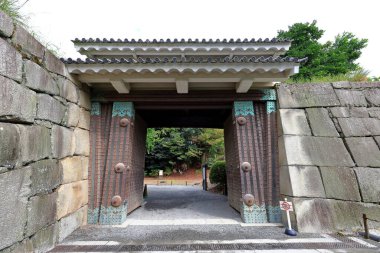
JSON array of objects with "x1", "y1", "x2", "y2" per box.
[{"x1": 21, "y1": 0, "x2": 380, "y2": 76}]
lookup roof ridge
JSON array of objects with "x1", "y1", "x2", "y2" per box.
[{"x1": 71, "y1": 38, "x2": 292, "y2": 43}]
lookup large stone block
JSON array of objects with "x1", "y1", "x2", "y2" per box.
[
  {"x1": 57, "y1": 77, "x2": 78, "y2": 103},
  {"x1": 74, "y1": 128, "x2": 90, "y2": 156},
  {"x1": 25, "y1": 60, "x2": 59, "y2": 95},
  {"x1": 66, "y1": 103, "x2": 80, "y2": 127},
  {"x1": 0, "y1": 76, "x2": 37, "y2": 123},
  {"x1": 363, "y1": 89, "x2": 380, "y2": 106},
  {"x1": 0, "y1": 11, "x2": 14, "y2": 37},
  {"x1": 306, "y1": 108, "x2": 339, "y2": 137},
  {"x1": 279, "y1": 135, "x2": 354, "y2": 167},
  {"x1": 278, "y1": 109, "x2": 311, "y2": 136},
  {"x1": 0, "y1": 168, "x2": 31, "y2": 250},
  {"x1": 58, "y1": 206, "x2": 86, "y2": 242},
  {"x1": 18, "y1": 125, "x2": 51, "y2": 164},
  {"x1": 29, "y1": 159, "x2": 61, "y2": 195},
  {"x1": 277, "y1": 83, "x2": 340, "y2": 108},
  {"x1": 78, "y1": 108, "x2": 91, "y2": 130},
  {"x1": 346, "y1": 137, "x2": 380, "y2": 167},
  {"x1": 78, "y1": 90, "x2": 91, "y2": 110},
  {"x1": 0, "y1": 123, "x2": 20, "y2": 168},
  {"x1": 43, "y1": 49, "x2": 65, "y2": 76},
  {"x1": 51, "y1": 126, "x2": 75, "y2": 159},
  {"x1": 56, "y1": 180, "x2": 88, "y2": 219},
  {"x1": 350, "y1": 82, "x2": 380, "y2": 89},
  {"x1": 355, "y1": 167, "x2": 380, "y2": 202},
  {"x1": 338, "y1": 118, "x2": 380, "y2": 137},
  {"x1": 0, "y1": 239, "x2": 33, "y2": 253},
  {"x1": 320, "y1": 167, "x2": 361, "y2": 201},
  {"x1": 12, "y1": 25, "x2": 44, "y2": 59},
  {"x1": 31, "y1": 223, "x2": 58, "y2": 253},
  {"x1": 36, "y1": 94, "x2": 66, "y2": 124},
  {"x1": 0, "y1": 38, "x2": 22, "y2": 81},
  {"x1": 350, "y1": 107, "x2": 369, "y2": 118},
  {"x1": 26, "y1": 192, "x2": 57, "y2": 236},
  {"x1": 60, "y1": 156, "x2": 88, "y2": 184},
  {"x1": 335, "y1": 89, "x2": 367, "y2": 107},
  {"x1": 280, "y1": 166, "x2": 325, "y2": 197}
]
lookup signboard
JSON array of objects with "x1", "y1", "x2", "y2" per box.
[{"x1": 280, "y1": 200, "x2": 293, "y2": 211}]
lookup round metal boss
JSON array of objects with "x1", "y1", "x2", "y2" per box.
[
  {"x1": 237, "y1": 117, "x2": 247, "y2": 125},
  {"x1": 119, "y1": 118, "x2": 129, "y2": 127},
  {"x1": 241, "y1": 162, "x2": 251, "y2": 172},
  {"x1": 111, "y1": 195, "x2": 122, "y2": 207},
  {"x1": 243, "y1": 194, "x2": 255, "y2": 206},
  {"x1": 114, "y1": 163, "x2": 126, "y2": 173}
]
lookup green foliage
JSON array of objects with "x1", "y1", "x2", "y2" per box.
[
  {"x1": 145, "y1": 128, "x2": 224, "y2": 175},
  {"x1": 278, "y1": 20, "x2": 368, "y2": 81},
  {"x1": 164, "y1": 167, "x2": 172, "y2": 176},
  {"x1": 148, "y1": 169, "x2": 160, "y2": 177},
  {"x1": 0, "y1": 0, "x2": 28, "y2": 27},
  {"x1": 209, "y1": 161, "x2": 226, "y2": 186}
]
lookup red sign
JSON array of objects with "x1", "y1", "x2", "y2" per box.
[{"x1": 280, "y1": 201, "x2": 293, "y2": 211}]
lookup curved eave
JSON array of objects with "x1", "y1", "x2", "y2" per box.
[{"x1": 66, "y1": 62, "x2": 300, "y2": 75}]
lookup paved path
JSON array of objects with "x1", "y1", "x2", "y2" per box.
[{"x1": 51, "y1": 186, "x2": 380, "y2": 252}]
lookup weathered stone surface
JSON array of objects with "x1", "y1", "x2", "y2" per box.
[
  {"x1": 351, "y1": 82, "x2": 380, "y2": 89},
  {"x1": 78, "y1": 108, "x2": 91, "y2": 130},
  {"x1": 43, "y1": 49, "x2": 65, "y2": 76},
  {"x1": 277, "y1": 83, "x2": 340, "y2": 108},
  {"x1": 18, "y1": 125, "x2": 51, "y2": 163},
  {"x1": 30, "y1": 159, "x2": 61, "y2": 195},
  {"x1": 346, "y1": 137, "x2": 380, "y2": 167},
  {"x1": 335, "y1": 89, "x2": 367, "y2": 107},
  {"x1": 56, "y1": 180, "x2": 88, "y2": 219},
  {"x1": 0, "y1": 11, "x2": 14, "y2": 37},
  {"x1": 0, "y1": 168, "x2": 31, "y2": 250},
  {"x1": 293, "y1": 198, "x2": 380, "y2": 233},
  {"x1": 31, "y1": 223, "x2": 57, "y2": 253},
  {"x1": 306, "y1": 108, "x2": 339, "y2": 137},
  {"x1": 280, "y1": 166, "x2": 325, "y2": 197},
  {"x1": 375, "y1": 136, "x2": 380, "y2": 147},
  {"x1": 363, "y1": 89, "x2": 380, "y2": 106},
  {"x1": 279, "y1": 135, "x2": 354, "y2": 167},
  {"x1": 338, "y1": 118, "x2": 380, "y2": 137},
  {"x1": 332, "y1": 81, "x2": 351, "y2": 89},
  {"x1": 0, "y1": 76, "x2": 37, "y2": 123},
  {"x1": 51, "y1": 126, "x2": 75, "y2": 159},
  {"x1": 57, "y1": 77, "x2": 78, "y2": 103},
  {"x1": 26, "y1": 192, "x2": 57, "y2": 236},
  {"x1": 0, "y1": 123, "x2": 20, "y2": 168},
  {"x1": 320, "y1": 167, "x2": 361, "y2": 201},
  {"x1": 66, "y1": 103, "x2": 80, "y2": 127},
  {"x1": 278, "y1": 109, "x2": 311, "y2": 136},
  {"x1": 74, "y1": 128, "x2": 90, "y2": 156},
  {"x1": 330, "y1": 107, "x2": 349, "y2": 118},
  {"x1": 78, "y1": 90, "x2": 91, "y2": 110},
  {"x1": 350, "y1": 107, "x2": 369, "y2": 118},
  {"x1": 355, "y1": 167, "x2": 380, "y2": 202},
  {"x1": 369, "y1": 108, "x2": 380, "y2": 119},
  {"x1": 12, "y1": 25, "x2": 44, "y2": 59},
  {"x1": 25, "y1": 60, "x2": 59, "y2": 95},
  {"x1": 37, "y1": 94, "x2": 66, "y2": 124},
  {"x1": 0, "y1": 239, "x2": 34, "y2": 253},
  {"x1": 60, "y1": 156, "x2": 88, "y2": 183},
  {"x1": 58, "y1": 206, "x2": 86, "y2": 242},
  {"x1": 0, "y1": 38, "x2": 22, "y2": 82}
]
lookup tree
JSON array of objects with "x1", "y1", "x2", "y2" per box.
[{"x1": 278, "y1": 21, "x2": 368, "y2": 81}]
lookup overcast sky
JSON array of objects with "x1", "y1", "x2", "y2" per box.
[{"x1": 21, "y1": 0, "x2": 379, "y2": 76}]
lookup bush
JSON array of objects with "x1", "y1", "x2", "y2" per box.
[
  {"x1": 148, "y1": 169, "x2": 159, "y2": 177},
  {"x1": 164, "y1": 167, "x2": 172, "y2": 176},
  {"x1": 209, "y1": 161, "x2": 226, "y2": 186}
]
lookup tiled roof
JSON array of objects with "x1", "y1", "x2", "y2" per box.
[
  {"x1": 61, "y1": 56, "x2": 307, "y2": 64},
  {"x1": 72, "y1": 38, "x2": 292, "y2": 44}
]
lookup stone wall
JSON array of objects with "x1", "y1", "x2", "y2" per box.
[
  {"x1": 0, "y1": 11, "x2": 90, "y2": 252},
  {"x1": 277, "y1": 82, "x2": 380, "y2": 233}
]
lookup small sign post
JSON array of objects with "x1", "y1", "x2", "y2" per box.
[{"x1": 280, "y1": 198, "x2": 297, "y2": 236}]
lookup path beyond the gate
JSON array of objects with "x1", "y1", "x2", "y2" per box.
[{"x1": 51, "y1": 186, "x2": 380, "y2": 252}]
